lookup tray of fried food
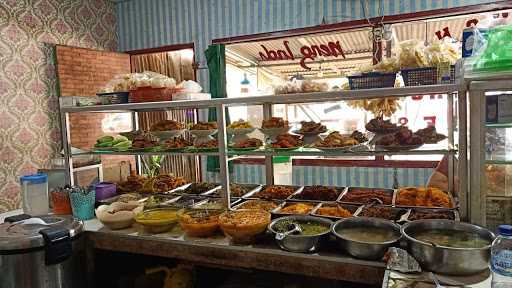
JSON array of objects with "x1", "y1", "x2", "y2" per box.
[
  {"x1": 230, "y1": 138, "x2": 263, "y2": 151},
  {"x1": 269, "y1": 133, "x2": 303, "y2": 150},
  {"x1": 290, "y1": 185, "x2": 345, "y2": 202},
  {"x1": 405, "y1": 208, "x2": 459, "y2": 221},
  {"x1": 232, "y1": 199, "x2": 280, "y2": 212},
  {"x1": 249, "y1": 185, "x2": 300, "y2": 200},
  {"x1": 356, "y1": 205, "x2": 407, "y2": 222},
  {"x1": 140, "y1": 174, "x2": 188, "y2": 194},
  {"x1": 189, "y1": 122, "x2": 218, "y2": 130},
  {"x1": 414, "y1": 125, "x2": 447, "y2": 144},
  {"x1": 395, "y1": 186, "x2": 454, "y2": 209},
  {"x1": 192, "y1": 139, "x2": 218, "y2": 151},
  {"x1": 375, "y1": 126, "x2": 424, "y2": 151},
  {"x1": 162, "y1": 137, "x2": 192, "y2": 151},
  {"x1": 311, "y1": 203, "x2": 359, "y2": 220},
  {"x1": 298, "y1": 121, "x2": 327, "y2": 134},
  {"x1": 365, "y1": 117, "x2": 400, "y2": 134},
  {"x1": 227, "y1": 120, "x2": 255, "y2": 135},
  {"x1": 339, "y1": 187, "x2": 394, "y2": 205},
  {"x1": 176, "y1": 182, "x2": 220, "y2": 195},
  {"x1": 150, "y1": 120, "x2": 186, "y2": 131},
  {"x1": 272, "y1": 202, "x2": 315, "y2": 216},
  {"x1": 116, "y1": 174, "x2": 147, "y2": 193},
  {"x1": 313, "y1": 131, "x2": 360, "y2": 151},
  {"x1": 261, "y1": 117, "x2": 289, "y2": 129},
  {"x1": 205, "y1": 183, "x2": 261, "y2": 198}
]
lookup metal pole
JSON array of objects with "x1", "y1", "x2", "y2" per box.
[
  {"x1": 447, "y1": 91, "x2": 454, "y2": 195},
  {"x1": 59, "y1": 111, "x2": 73, "y2": 186},
  {"x1": 131, "y1": 111, "x2": 141, "y2": 174},
  {"x1": 216, "y1": 104, "x2": 231, "y2": 209},
  {"x1": 469, "y1": 89, "x2": 486, "y2": 226},
  {"x1": 263, "y1": 103, "x2": 274, "y2": 185},
  {"x1": 457, "y1": 88, "x2": 469, "y2": 221}
]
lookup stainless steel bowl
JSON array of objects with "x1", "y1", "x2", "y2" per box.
[
  {"x1": 331, "y1": 217, "x2": 401, "y2": 260},
  {"x1": 268, "y1": 215, "x2": 332, "y2": 253},
  {"x1": 402, "y1": 219, "x2": 495, "y2": 275}
]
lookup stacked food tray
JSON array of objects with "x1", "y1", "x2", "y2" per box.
[{"x1": 231, "y1": 185, "x2": 459, "y2": 223}]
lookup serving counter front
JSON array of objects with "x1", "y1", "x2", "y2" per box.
[{"x1": 84, "y1": 219, "x2": 385, "y2": 286}]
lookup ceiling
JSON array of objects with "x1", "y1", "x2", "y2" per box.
[{"x1": 226, "y1": 10, "x2": 509, "y2": 79}]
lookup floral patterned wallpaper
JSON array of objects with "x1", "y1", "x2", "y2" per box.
[{"x1": 0, "y1": 0, "x2": 118, "y2": 212}]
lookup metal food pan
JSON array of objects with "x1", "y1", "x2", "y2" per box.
[
  {"x1": 288, "y1": 186, "x2": 346, "y2": 202},
  {"x1": 231, "y1": 199, "x2": 282, "y2": 212},
  {"x1": 394, "y1": 188, "x2": 458, "y2": 210},
  {"x1": 354, "y1": 205, "x2": 408, "y2": 222},
  {"x1": 167, "y1": 195, "x2": 207, "y2": 208},
  {"x1": 271, "y1": 201, "x2": 317, "y2": 217},
  {"x1": 310, "y1": 202, "x2": 360, "y2": 220},
  {"x1": 191, "y1": 197, "x2": 240, "y2": 209},
  {"x1": 204, "y1": 184, "x2": 262, "y2": 198},
  {"x1": 244, "y1": 185, "x2": 303, "y2": 200},
  {"x1": 338, "y1": 187, "x2": 395, "y2": 206},
  {"x1": 96, "y1": 193, "x2": 149, "y2": 206},
  {"x1": 175, "y1": 182, "x2": 221, "y2": 196},
  {"x1": 405, "y1": 208, "x2": 460, "y2": 222}
]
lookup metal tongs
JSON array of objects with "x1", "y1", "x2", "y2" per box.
[{"x1": 275, "y1": 223, "x2": 302, "y2": 240}]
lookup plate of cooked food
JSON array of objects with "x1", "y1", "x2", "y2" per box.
[
  {"x1": 414, "y1": 125, "x2": 447, "y2": 144},
  {"x1": 150, "y1": 120, "x2": 186, "y2": 140},
  {"x1": 226, "y1": 120, "x2": 256, "y2": 135},
  {"x1": 365, "y1": 117, "x2": 400, "y2": 134},
  {"x1": 268, "y1": 133, "x2": 303, "y2": 150},
  {"x1": 190, "y1": 139, "x2": 218, "y2": 152},
  {"x1": 259, "y1": 117, "x2": 291, "y2": 140},
  {"x1": 313, "y1": 131, "x2": 366, "y2": 151},
  {"x1": 229, "y1": 138, "x2": 263, "y2": 151},
  {"x1": 375, "y1": 126, "x2": 424, "y2": 151},
  {"x1": 162, "y1": 137, "x2": 192, "y2": 152}
]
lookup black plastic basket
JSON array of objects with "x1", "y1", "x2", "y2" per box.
[
  {"x1": 347, "y1": 72, "x2": 397, "y2": 90},
  {"x1": 401, "y1": 66, "x2": 455, "y2": 86},
  {"x1": 97, "y1": 92, "x2": 129, "y2": 104}
]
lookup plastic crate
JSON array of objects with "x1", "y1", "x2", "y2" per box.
[
  {"x1": 347, "y1": 72, "x2": 396, "y2": 90},
  {"x1": 401, "y1": 66, "x2": 455, "y2": 86},
  {"x1": 129, "y1": 87, "x2": 183, "y2": 103},
  {"x1": 97, "y1": 92, "x2": 129, "y2": 104}
]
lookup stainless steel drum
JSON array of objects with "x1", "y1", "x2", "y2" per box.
[{"x1": 0, "y1": 214, "x2": 86, "y2": 288}]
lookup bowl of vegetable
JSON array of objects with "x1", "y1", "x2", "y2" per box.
[
  {"x1": 268, "y1": 215, "x2": 333, "y2": 253},
  {"x1": 401, "y1": 219, "x2": 495, "y2": 275}
]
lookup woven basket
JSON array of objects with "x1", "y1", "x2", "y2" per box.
[
  {"x1": 401, "y1": 66, "x2": 455, "y2": 86},
  {"x1": 348, "y1": 72, "x2": 397, "y2": 90},
  {"x1": 129, "y1": 87, "x2": 184, "y2": 103}
]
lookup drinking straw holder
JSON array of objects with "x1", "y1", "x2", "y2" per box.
[{"x1": 69, "y1": 187, "x2": 96, "y2": 220}]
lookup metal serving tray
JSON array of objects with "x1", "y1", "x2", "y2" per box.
[
  {"x1": 393, "y1": 188, "x2": 457, "y2": 210},
  {"x1": 174, "y1": 182, "x2": 221, "y2": 196},
  {"x1": 310, "y1": 203, "x2": 360, "y2": 220},
  {"x1": 203, "y1": 183, "x2": 262, "y2": 198},
  {"x1": 288, "y1": 186, "x2": 346, "y2": 202},
  {"x1": 192, "y1": 197, "x2": 241, "y2": 209},
  {"x1": 231, "y1": 199, "x2": 282, "y2": 212},
  {"x1": 402, "y1": 207, "x2": 460, "y2": 222},
  {"x1": 167, "y1": 195, "x2": 207, "y2": 208},
  {"x1": 243, "y1": 185, "x2": 303, "y2": 200},
  {"x1": 354, "y1": 204, "x2": 407, "y2": 222},
  {"x1": 271, "y1": 201, "x2": 317, "y2": 217},
  {"x1": 338, "y1": 187, "x2": 395, "y2": 206}
]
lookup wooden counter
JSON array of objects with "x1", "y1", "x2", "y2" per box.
[{"x1": 84, "y1": 219, "x2": 385, "y2": 285}]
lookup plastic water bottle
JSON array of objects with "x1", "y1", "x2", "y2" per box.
[{"x1": 491, "y1": 225, "x2": 512, "y2": 287}]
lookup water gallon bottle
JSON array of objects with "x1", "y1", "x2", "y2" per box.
[
  {"x1": 491, "y1": 225, "x2": 512, "y2": 287},
  {"x1": 20, "y1": 173, "x2": 49, "y2": 216}
]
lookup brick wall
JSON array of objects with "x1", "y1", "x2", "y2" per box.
[{"x1": 56, "y1": 45, "x2": 135, "y2": 182}]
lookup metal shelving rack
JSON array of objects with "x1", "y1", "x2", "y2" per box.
[
  {"x1": 468, "y1": 77, "x2": 512, "y2": 227},
  {"x1": 59, "y1": 84, "x2": 467, "y2": 217}
]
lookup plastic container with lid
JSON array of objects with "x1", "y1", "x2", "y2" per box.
[
  {"x1": 491, "y1": 224, "x2": 512, "y2": 287},
  {"x1": 0, "y1": 214, "x2": 86, "y2": 288},
  {"x1": 20, "y1": 173, "x2": 49, "y2": 216}
]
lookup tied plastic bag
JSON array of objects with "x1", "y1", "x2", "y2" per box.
[
  {"x1": 426, "y1": 39, "x2": 460, "y2": 67},
  {"x1": 177, "y1": 80, "x2": 202, "y2": 93},
  {"x1": 98, "y1": 72, "x2": 177, "y2": 93},
  {"x1": 473, "y1": 24, "x2": 512, "y2": 72}
]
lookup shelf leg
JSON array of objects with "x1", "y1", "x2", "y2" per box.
[
  {"x1": 263, "y1": 103, "x2": 274, "y2": 185},
  {"x1": 132, "y1": 111, "x2": 141, "y2": 175},
  {"x1": 216, "y1": 104, "x2": 231, "y2": 209},
  {"x1": 469, "y1": 89, "x2": 486, "y2": 226},
  {"x1": 60, "y1": 111, "x2": 73, "y2": 186},
  {"x1": 458, "y1": 89, "x2": 469, "y2": 221}
]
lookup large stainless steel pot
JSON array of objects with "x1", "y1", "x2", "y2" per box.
[
  {"x1": 0, "y1": 214, "x2": 86, "y2": 288},
  {"x1": 331, "y1": 217, "x2": 401, "y2": 260},
  {"x1": 401, "y1": 219, "x2": 495, "y2": 276}
]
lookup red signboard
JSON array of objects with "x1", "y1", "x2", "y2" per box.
[{"x1": 259, "y1": 40, "x2": 346, "y2": 70}]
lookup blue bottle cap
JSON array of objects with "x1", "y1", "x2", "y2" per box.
[
  {"x1": 20, "y1": 173, "x2": 48, "y2": 184},
  {"x1": 499, "y1": 225, "x2": 512, "y2": 236}
]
